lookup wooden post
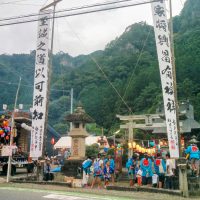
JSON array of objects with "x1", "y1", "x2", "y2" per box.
[{"x1": 128, "y1": 121, "x2": 134, "y2": 158}]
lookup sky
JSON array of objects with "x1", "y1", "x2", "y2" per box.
[{"x1": 0, "y1": 0, "x2": 186, "y2": 56}]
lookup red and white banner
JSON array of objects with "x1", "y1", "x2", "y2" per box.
[
  {"x1": 151, "y1": 0, "x2": 179, "y2": 158},
  {"x1": 30, "y1": 11, "x2": 51, "y2": 158}
]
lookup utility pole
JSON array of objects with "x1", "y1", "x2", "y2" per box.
[
  {"x1": 7, "y1": 76, "x2": 21, "y2": 183},
  {"x1": 169, "y1": 0, "x2": 188, "y2": 196},
  {"x1": 169, "y1": 0, "x2": 181, "y2": 157},
  {"x1": 70, "y1": 88, "x2": 73, "y2": 131}
]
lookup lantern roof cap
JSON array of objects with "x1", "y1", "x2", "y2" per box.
[
  {"x1": 189, "y1": 135, "x2": 199, "y2": 144},
  {"x1": 65, "y1": 105, "x2": 94, "y2": 123}
]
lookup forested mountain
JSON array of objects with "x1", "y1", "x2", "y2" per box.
[{"x1": 0, "y1": 0, "x2": 199, "y2": 135}]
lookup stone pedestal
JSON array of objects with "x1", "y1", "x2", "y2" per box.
[
  {"x1": 61, "y1": 159, "x2": 84, "y2": 179},
  {"x1": 177, "y1": 157, "x2": 189, "y2": 197},
  {"x1": 69, "y1": 128, "x2": 88, "y2": 159},
  {"x1": 62, "y1": 105, "x2": 93, "y2": 179}
]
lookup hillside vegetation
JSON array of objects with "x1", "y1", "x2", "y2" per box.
[{"x1": 0, "y1": 0, "x2": 199, "y2": 135}]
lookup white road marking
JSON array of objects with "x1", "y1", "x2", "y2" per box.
[{"x1": 43, "y1": 194, "x2": 87, "y2": 200}]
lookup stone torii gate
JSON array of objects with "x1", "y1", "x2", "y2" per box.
[{"x1": 116, "y1": 114, "x2": 166, "y2": 157}]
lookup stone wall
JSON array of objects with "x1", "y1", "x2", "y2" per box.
[{"x1": 188, "y1": 177, "x2": 200, "y2": 196}]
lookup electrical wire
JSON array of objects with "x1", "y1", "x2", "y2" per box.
[
  {"x1": 42, "y1": 0, "x2": 49, "y2": 7},
  {"x1": 3, "y1": 3, "x2": 43, "y2": 6},
  {"x1": 64, "y1": 19, "x2": 133, "y2": 114},
  {"x1": 117, "y1": 26, "x2": 152, "y2": 113},
  {"x1": 0, "y1": 0, "x2": 31, "y2": 5},
  {"x1": 126, "y1": 29, "x2": 151, "y2": 89},
  {"x1": 0, "y1": 80, "x2": 70, "y2": 92},
  {"x1": 179, "y1": 0, "x2": 184, "y2": 6},
  {"x1": 0, "y1": 0, "x2": 159, "y2": 26},
  {"x1": 0, "y1": 0, "x2": 153, "y2": 22}
]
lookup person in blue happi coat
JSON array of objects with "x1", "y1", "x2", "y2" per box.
[
  {"x1": 185, "y1": 143, "x2": 200, "y2": 177},
  {"x1": 107, "y1": 155, "x2": 115, "y2": 185},
  {"x1": 82, "y1": 156, "x2": 92, "y2": 187},
  {"x1": 154, "y1": 153, "x2": 166, "y2": 188},
  {"x1": 140, "y1": 154, "x2": 153, "y2": 187},
  {"x1": 126, "y1": 154, "x2": 137, "y2": 187}
]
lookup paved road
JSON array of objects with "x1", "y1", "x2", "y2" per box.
[
  {"x1": 0, "y1": 187, "x2": 130, "y2": 200},
  {"x1": 0, "y1": 183, "x2": 199, "y2": 200}
]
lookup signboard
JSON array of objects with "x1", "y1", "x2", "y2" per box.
[
  {"x1": 30, "y1": 11, "x2": 51, "y2": 158},
  {"x1": 151, "y1": 0, "x2": 179, "y2": 158}
]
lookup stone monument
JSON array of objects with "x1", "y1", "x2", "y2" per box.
[{"x1": 61, "y1": 104, "x2": 94, "y2": 178}]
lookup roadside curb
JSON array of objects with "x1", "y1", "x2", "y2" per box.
[
  {"x1": 106, "y1": 185, "x2": 182, "y2": 196},
  {"x1": 11, "y1": 180, "x2": 72, "y2": 187}
]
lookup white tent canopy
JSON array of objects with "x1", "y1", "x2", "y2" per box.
[
  {"x1": 54, "y1": 136, "x2": 72, "y2": 149},
  {"x1": 54, "y1": 136, "x2": 109, "y2": 149}
]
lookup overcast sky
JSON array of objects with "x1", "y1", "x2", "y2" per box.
[{"x1": 0, "y1": 0, "x2": 186, "y2": 56}]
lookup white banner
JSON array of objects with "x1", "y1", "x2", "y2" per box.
[
  {"x1": 151, "y1": 0, "x2": 179, "y2": 158},
  {"x1": 30, "y1": 11, "x2": 51, "y2": 158}
]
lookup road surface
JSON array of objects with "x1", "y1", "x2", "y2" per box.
[
  {"x1": 0, "y1": 183, "x2": 199, "y2": 200},
  {"x1": 0, "y1": 187, "x2": 130, "y2": 200}
]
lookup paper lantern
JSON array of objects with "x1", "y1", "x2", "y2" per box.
[
  {"x1": 5, "y1": 135, "x2": 9, "y2": 140},
  {"x1": 181, "y1": 138, "x2": 185, "y2": 147},
  {"x1": 51, "y1": 137, "x2": 55, "y2": 145},
  {"x1": 132, "y1": 141, "x2": 136, "y2": 149},
  {"x1": 147, "y1": 149, "x2": 151, "y2": 155},
  {"x1": 150, "y1": 149, "x2": 154, "y2": 155},
  {"x1": 128, "y1": 142, "x2": 132, "y2": 149},
  {"x1": 138, "y1": 146, "x2": 142, "y2": 152},
  {"x1": 136, "y1": 144, "x2": 139, "y2": 151},
  {"x1": 141, "y1": 148, "x2": 145, "y2": 153}
]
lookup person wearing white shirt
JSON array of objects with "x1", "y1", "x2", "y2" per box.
[{"x1": 165, "y1": 153, "x2": 175, "y2": 189}]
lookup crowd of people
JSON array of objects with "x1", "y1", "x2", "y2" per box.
[
  {"x1": 81, "y1": 143, "x2": 200, "y2": 189},
  {"x1": 126, "y1": 152, "x2": 176, "y2": 189},
  {"x1": 82, "y1": 154, "x2": 115, "y2": 188}
]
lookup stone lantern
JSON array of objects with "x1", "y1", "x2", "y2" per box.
[
  {"x1": 98, "y1": 135, "x2": 107, "y2": 154},
  {"x1": 189, "y1": 135, "x2": 199, "y2": 144},
  {"x1": 62, "y1": 104, "x2": 94, "y2": 178},
  {"x1": 66, "y1": 105, "x2": 94, "y2": 159}
]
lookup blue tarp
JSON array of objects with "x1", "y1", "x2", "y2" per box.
[{"x1": 51, "y1": 166, "x2": 61, "y2": 172}]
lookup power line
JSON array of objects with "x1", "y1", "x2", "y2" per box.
[
  {"x1": 180, "y1": 0, "x2": 184, "y2": 7},
  {"x1": 42, "y1": 0, "x2": 49, "y2": 7},
  {"x1": 0, "y1": 80, "x2": 70, "y2": 92},
  {"x1": 0, "y1": 0, "x2": 150, "y2": 22},
  {"x1": 123, "y1": 27, "x2": 151, "y2": 101},
  {"x1": 0, "y1": 0, "x2": 159, "y2": 26},
  {"x1": 64, "y1": 19, "x2": 133, "y2": 114},
  {"x1": 117, "y1": 26, "x2": 152, "y2": 112},
  {"x1": 4, "y1": 3, "x2": 43, "y2": 6},
  {"x1": 0, "y1": 0, "x2": 31, "y2": 5}
]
